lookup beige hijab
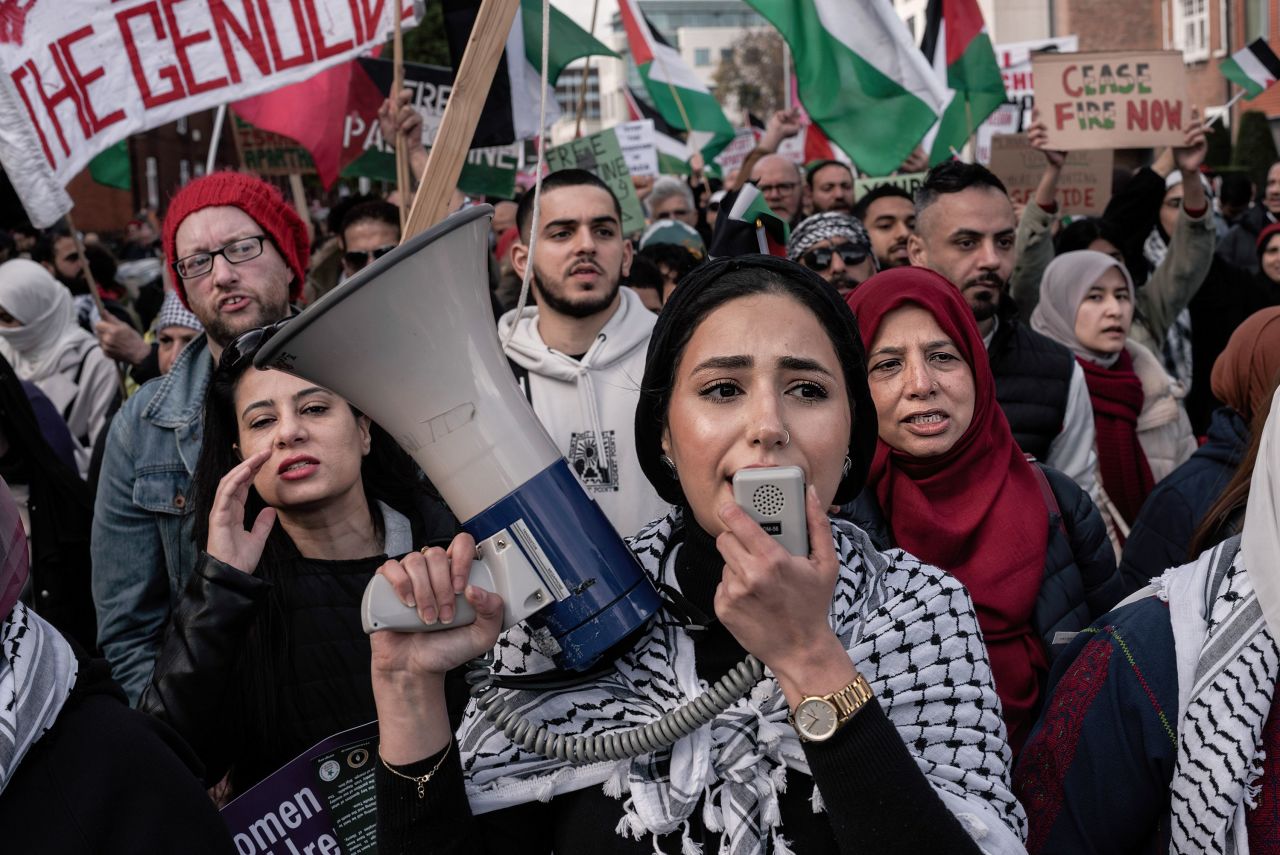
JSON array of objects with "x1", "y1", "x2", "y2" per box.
[{"x1": 1243, "y1": 385, "x2": 1280, "y2": 640}]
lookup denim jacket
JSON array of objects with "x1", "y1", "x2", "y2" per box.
[{"x1": 92, "y1": 335, "x2": 211, "y2": 704}]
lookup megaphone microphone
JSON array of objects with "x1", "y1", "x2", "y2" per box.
[{"x1": 254, "y1": 206, "x2": 661, "y2": 672}]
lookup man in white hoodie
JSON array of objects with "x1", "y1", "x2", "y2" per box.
[{"x1": 499, "y1": 169, "x2": 671, "y2": 536}]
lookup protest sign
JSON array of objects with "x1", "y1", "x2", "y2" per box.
[
  {"x1": 713, "y1": 128, "x2": 758, "y2": 177},
  {"x1": 854, "y1": 172, "x2": 928, "y2": 200},
  {"x1": 975, "y1": 35, "x2": 1079, "y2": 163},
  {"x1": 616, "y1": 120, "x2": 659, "y2": 177},
  {"x1": 1032, "y1": 50, "x2": 1190, "y2": 150},
  {"x1": 544, "y1": 128, "x2": 646, "y2": 234},
  {"x1": 987, "y1": 133, "x2": 1112, "y2": 215},
  {"x1": 232, "y1": 115, "x2": 316, "y2": 176},
  {"x1": 338, "y1": 59, "x2": 520, "y2": 198},
  {"x1": 222, "y1": 722, "x2": 379, "y2": 855},
  {"x1": 0, "y1": 1, "x2": 420, "y2": 226}
]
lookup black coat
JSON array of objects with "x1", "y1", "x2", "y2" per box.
[
  {"x1": 841, "y1": 464, "x2": 1124, "y2": 662},
  {"x1": 1119, "y1": 407, "x2": 1249, "y2": 590},
  {"x1": 1218, "y1": 204, "x2": 1277, "y2": 274},
  {"x1": 1, "y1": 652, "x2": 235, "y2": 855}
]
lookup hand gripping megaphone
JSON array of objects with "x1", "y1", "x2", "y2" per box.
[{"x1": 254, "y1": 206, "x2": 661, "y2": 672}]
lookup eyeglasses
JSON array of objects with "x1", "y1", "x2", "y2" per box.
[
  {"x1": 757, "y1": 182, "x2": 798, "y2": 196},
  {"x1": 707, "y1": 202, "x2": 720, "y2": 213},
  {"x1": 218, "y1": 317, "x2": 293, "y2": 374},
  {"x1": 342, "y1": 245, "x2": 397, "y2": 272},
  {"x1": 801, "y1": 243, "x2": 868, "y2": 272},
  {"x1": 173, "y1": 235, "x2": 268, "y2": 279}
]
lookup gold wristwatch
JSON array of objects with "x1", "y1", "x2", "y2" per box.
[{"x1": 790, "y1": 673, "x2": 875, "y2": 742}]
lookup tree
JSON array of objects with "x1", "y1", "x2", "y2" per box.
[
  {"x1": 397, "y1": 3, "x2": 451, "y2": 67},
  {"x1": 1232, "y1": 109, "x2": 1279, "y2": 192},
  {"x1": 712, "y1": 29, "x2": 785, "y2": 119}
]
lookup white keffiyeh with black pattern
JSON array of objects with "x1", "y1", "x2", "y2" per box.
[
  {"x1": 456, "y1": 510, "x2": 1027, "y2": 854},
  {"x1": 0, "y1": 602, "x2": 76, "y2": 795}
]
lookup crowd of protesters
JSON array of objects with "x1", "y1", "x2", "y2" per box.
[{"x1": 8, "y1": 93, "x2": 1280, "y2": 855}]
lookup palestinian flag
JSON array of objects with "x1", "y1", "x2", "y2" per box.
[
  {"x1": 520, "y1": 0, "x2": 619, "y2": 84},
  {"x1": 624, "y1": 87, "x2": 692, "y2": 175},
  {"x1": 708, "y1": 184, "x2": 788, "y2": 259},
  {"x1": 920, "y1": 0, "x2": 1007, "y2": 165},
  {"x1": 616, "y1": 0, "x2": 734, "y2": 161},
  {"x1": 1221, "y1": 38, "x2": 1280, "y2": 99},
  {"x1": 745, "y1": 0, "x2": 948, "y2": 177}
]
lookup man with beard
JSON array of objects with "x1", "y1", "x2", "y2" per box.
[
  {"x1": 499, "y1": 169, "x2": 667, "y2": 535},
  {"x1": 853, "y1": 185, "x2": 915, "y2": 270},
  {"x1": 805, "y1": 160, "x2": 855, "y2": 215},
  {"x1": 787, "y1": 212, "x2": 876, "y2": 298},
  {"x1": 909, "y1": 161, "x2": 1097, "y2": 496},
  {"x1": 91, "y1": 173, "x2": 305, "y2": 702}
]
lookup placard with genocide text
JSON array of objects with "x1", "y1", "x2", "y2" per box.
[
  {"x1": 987, "y1": 133, "x2": 1113, "y2": 215},
  {"x1": 1031, "y1": 50, "x2": 1190, "y2": 150}
]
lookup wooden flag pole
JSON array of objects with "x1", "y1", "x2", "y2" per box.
[
  {"x1": 392, "y1": 3, "x2": 410, "y2": 231},
  {"x1": 573, "y1": 0, "x2": 601, "y2": 137},
  {"x1": 64, "y1": 212, "x2": 129, "y2": 399},
  {"x1": 403, "y1": 0, "x2": 522, "y2": 239}
]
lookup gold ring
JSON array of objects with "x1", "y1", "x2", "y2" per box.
[{"x1": 419, "y1": 546, "x2": 431, "y2": 557}]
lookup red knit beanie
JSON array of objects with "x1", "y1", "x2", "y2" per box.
[
  {"x1": 1258, "y1": 221, "x2": 1280, "y2": 254},
  {"x1": 163, "y1": 172, "x2": 310, "y2": 309}
]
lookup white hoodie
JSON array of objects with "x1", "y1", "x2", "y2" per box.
[{"x1": 498, "y1": 287, "x2": 670, "y2": 538}]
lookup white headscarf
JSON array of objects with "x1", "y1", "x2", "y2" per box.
[
  {"x1": 0, "y1": 259, "x2": 95, "y2": 383},
  {"x1": 1030, "y1": 249, "x2": 1135, "y2": 368},
  {"x1": 1243, "y1": 385, "x2": 1280, "y2": 642}
]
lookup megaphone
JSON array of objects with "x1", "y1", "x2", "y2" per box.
[{"x1": 255, "y1": 206, "x2": 661, "y2": 672}]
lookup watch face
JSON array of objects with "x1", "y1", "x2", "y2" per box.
[{"x1": 795, "y1": 698, "x2": 838, "y2": 741}]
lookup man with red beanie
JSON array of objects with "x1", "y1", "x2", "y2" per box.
[{"x1": 91, "y1": 172, "x2": 308, "y2": 703}]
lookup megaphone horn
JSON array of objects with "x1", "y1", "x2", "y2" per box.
[{"x1": 255, "y1": 206, "x2": 660, "y2": 671}]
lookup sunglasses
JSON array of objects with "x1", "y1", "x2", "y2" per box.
[
  {"x1": 218, "y1": 317, "x2": 293, "y2": 374},
  {"x1": 343, "y1": 245, "x2": 397, "y2": 272},
  {"x1": 801, "y1": 243, "x2": 868, "y2": 272}
]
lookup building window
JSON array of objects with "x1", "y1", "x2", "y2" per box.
[
  {"x1": 694, "y1": 47, "x2": 711, "y2": 66},
  {"x1": 1245, "y1": 0, "x2": 1268, "y2": 42},
  {"x1": 1176, "y1": 0, "x2": 1209, "y2": 62},
  {"x1": 720, "y1": 47, "x2": 734, "y2": 63}
]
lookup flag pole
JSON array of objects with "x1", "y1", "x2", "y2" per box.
[
  {"x1": 392, "y1": 1, "x2": 411, "y2": 231},
  {"x1": 206, "y1": 105, "x2": 227, "y2": 174},
  {"x1": 782, "y1": 42, "x2": 791, "y2": 111},
  {"x1": 65, "y1": 212, "x2": 129, "y2": 399},
  {"x1": 1206, "y1": 89, "x2": 1248, "y2": 130},
  {"x1": 574, "y1": 0, "x2": 601, "y2": 137}
]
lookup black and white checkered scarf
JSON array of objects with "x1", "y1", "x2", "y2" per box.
[
  {"x1": 0, "y1": 602, "x2": 76, "y2": 795},
  {"x1": 457, "y1": 510, "x2": 1027, "y2": 854}
]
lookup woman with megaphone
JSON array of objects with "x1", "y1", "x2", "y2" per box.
[
  {"x1": 137, "y1": 329, "x2": 457, "y2": 798},
  {"x1": 369, "y1": 256, "x2": 1027, "y2": 854}
]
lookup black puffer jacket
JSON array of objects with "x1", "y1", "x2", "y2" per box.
[
  {"x1": 140, "y1": 493, "x2": 457, "y2": 795},
  {"x1": 841, "y1": 464, "x2": 1124, "y2": 662}
]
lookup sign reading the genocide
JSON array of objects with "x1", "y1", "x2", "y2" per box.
[
  {"x1": 854, "y1": 172, "x2": 928, "y2": 201},
  {"x1": 0, "y1": 0, "x2": 418, "y2": 226},
  {"x1": 544, "y1": 128, "x2": 646, "y2": 234},
  {"x1": 987, "y1": 133, "x2": 1112, "y2": 215},
  {"x1": 1032, "y1": 50, "x2": 1189, "y2": 150}
]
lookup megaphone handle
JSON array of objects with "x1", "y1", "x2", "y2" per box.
[{"x1": 362, "y1": 573, "x2": 479, "y2": 633}]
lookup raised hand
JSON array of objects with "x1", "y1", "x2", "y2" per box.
[
  {"x1": 205, "y1": 449, "x2": 277, "y2": 574},
  {"x1": 94, "y1": 312, "x2": 151, "y2": 366},
  {"x1": 1173, "y1": 106, "x2": 1207, "y2": 175},
  {"x1": 761, "y1": 108, "x2": 803, "y2": 152},
  {"x1": 1027, "y1": 109, "x2": 1066, "y2": 169}
]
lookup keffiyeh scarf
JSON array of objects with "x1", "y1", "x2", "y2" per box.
[
  {"x1": 1162, "y1": 536, "x2": 1279, "y2": 854},
  {"x1": 0, "y1": 602, "x2": 77, "y2": 795},
  {"x1": 1143, "y1": 227, "x2": 1195, "y2": 390},
  {"x1": 457, "y1": 510, "x2": 1027, "y2": 855}
]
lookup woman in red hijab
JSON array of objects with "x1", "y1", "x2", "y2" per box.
[{"x1": 845, "y1": 267, "x2": 1124, "y2": 753}]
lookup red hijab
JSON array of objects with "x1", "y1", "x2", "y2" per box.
[{"x1": 846, "y1": 268, "x2": 1050, "y2": 751}]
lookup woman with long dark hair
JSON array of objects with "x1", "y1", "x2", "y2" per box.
[
  {"x1": 139, "y1": 326, "x2": 455, "y2": 797},
  {"x1": 368, "y1": 256, "x2": 1026, "y2": 854}
]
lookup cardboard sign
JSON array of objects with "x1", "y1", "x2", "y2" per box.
[
  {"x1": 615, "y1": 120, "x2": 659, "y2": 177},
  {"x1": 987, "y1": 133, "x2": 1113, "y2": 215},
  {"x1": 544, "y1": 128, "x2": 646, "y2": 234},
  {"x1": 1032, "y1": 50, "x2": 1190, "y2": 150},
  {"x1": 976, "y1": 35, "x2": 1079, "y2": 164},
  {"x1": 713, "y1": 128, "x2": 758, "y2": 176},
  {"x1": 853, "y1": 172, "x2": 928, "y2": 201},
  {"x1": 0, "y1": 0, "x2": 419, "y2": 227}
]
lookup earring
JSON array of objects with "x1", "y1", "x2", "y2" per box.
[
  {"x1": 660, "y1": 454, "x2": 679, "y2": 480},
  {"x1": 842, "y1": 454, "x2": 852, "y2": 480}
]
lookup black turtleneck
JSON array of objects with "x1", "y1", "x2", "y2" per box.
[{"x1": 673, "y1": 512, "x2": 751, "y2": 685}]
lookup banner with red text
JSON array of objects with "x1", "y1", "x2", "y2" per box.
[{"x1": 0, "y1": 0, "x2": 421, "y2": 226}]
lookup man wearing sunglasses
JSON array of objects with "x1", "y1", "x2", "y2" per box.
[
  {"x1": 786, "y1": 213, "x2": 877, "y2": 298},
  {"x1": 92, "y1": 172, "x2": 308, "y2": 703},
  {"x1": 338, "y1": 199, "x2": 400, "y2": 280}
]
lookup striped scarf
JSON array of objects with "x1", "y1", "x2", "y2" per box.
[
  {"x1": 0, "y1": 602, "x2": 77, "y2": 794},
  {"x1": 457, "y1": 509, "x2": 1027, "y2": 855}
]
